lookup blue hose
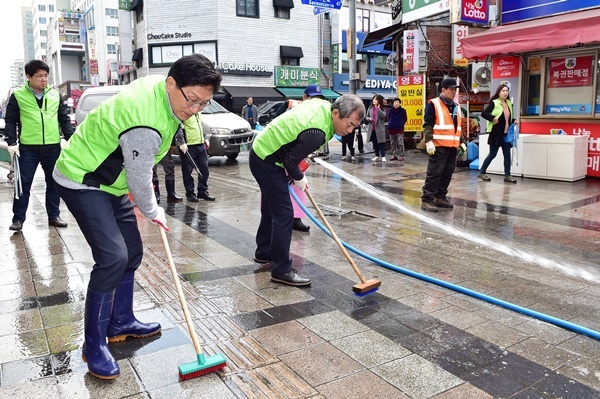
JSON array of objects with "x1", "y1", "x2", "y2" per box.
[{"x1": 289, "y1": 186, "x2": 600, "y2": 341}]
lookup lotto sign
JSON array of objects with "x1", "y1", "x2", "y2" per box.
[
  {"x1": 547, "y1": 56, "x2": 593, "y2": 88},
  {"x1": 397, "y1": 75, "x2": 426, "y2": 131}
]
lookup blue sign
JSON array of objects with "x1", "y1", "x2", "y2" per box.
[
  {"x1": 313, "y1": 7, "x2": 330, "y2": 15},
  {"x1": 502, "y1": 0, "x2": 600, "y2": 24},
  {"x1": 300, "y1": 0, "x2": 343, "y2": 10},
  {"x1": 341, "y1": 30, "x2": 393, "y2": 55}
]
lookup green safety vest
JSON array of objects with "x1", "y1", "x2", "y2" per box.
[
  {"x1": 56, "y1": 76, "x2": 181, "y2": 196},
  {"x1": 486, "y1": 98, "x2": 513, "y2": 132},
  {"x1": 183, "y1": 114, "x2": 204, "y2": 145},
  {"x1": 13, "y1": 83, "x2": 61, "y2": 145},
  {"x1": 252, "y1": 98, "x2": 334, "y2": 165}
]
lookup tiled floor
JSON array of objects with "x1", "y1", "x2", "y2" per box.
[{"x1": 0, "y1": 142, "x2": 599, "y2": 398}]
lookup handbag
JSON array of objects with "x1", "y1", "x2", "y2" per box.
[{"x1": 504, "y1": 123, "x2": 517, "y2": 144}]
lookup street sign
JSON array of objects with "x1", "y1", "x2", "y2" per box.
[
  {"x1": 300, "y1": 0, "x2": 343, "y2": 10},
  {"x1": 313, "y1": 7, "x2": 330, "y2": 15}
]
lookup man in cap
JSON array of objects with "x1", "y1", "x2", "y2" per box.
[
  {"x1": 303, "y1": 84, "x2": 325, "y2": 100},
  {"x1": 420, "y1": 77, "x2": 466, "y2": 212}
]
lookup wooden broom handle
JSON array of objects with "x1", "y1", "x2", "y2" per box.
[
  {"x1": 304, "y1": 189, "x2": 367, "y2": 284},
  {"x1": 159, "y1": 225, "x2": 203, "y2": 355}
]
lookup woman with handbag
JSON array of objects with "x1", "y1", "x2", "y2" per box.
[{"x1": 478, "y1": 84, "x2": 519, "y2": 183}]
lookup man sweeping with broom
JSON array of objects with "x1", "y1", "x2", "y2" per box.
[
  {"x1": 53, "y1": 54, "x2": 221, "y2": 380},
  {"x1": 250, "y1": 94, "x2": 365, "y2": 286}
]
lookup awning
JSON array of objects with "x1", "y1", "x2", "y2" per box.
[
  {"x1": 362, "y1": 23, "x2": 403, "y2": 49},
  {"x1": 273, "y1": 0, "x2": 294, "y2": 8},
  {"x1": 132, "y1": 48, "x2": 143, "y2": 64},
  {"x1": 276, "y1": 87, "x2": 340, "y2": 99},
  {"x1": 461, "y1": 9, "x2": 600, "y2": 59},
  {"x1": 280, "y1": 46, "x2": 304, "y2": 59},
  {"x1": 222, "y1": 86, "x2": 284, "y2": 99},
  {"x1": 130, "y1": 0, "x2": 143, "y2": 10}
]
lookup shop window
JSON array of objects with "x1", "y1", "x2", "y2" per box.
[
  {"x1": 525, "y1": 57, "x2": 541, "y2": 116},
  {"x1": 373, "y1": 54, "x2": 393, "y2": 76},
  {"x1": 544, "y1": 53, "x2": 595, "y2": 116},
  {"x1": 237, "y1": 0, "x2": 259, "y2": 18},
  {"x1": 273, "y1": 0, "x2": 293, "y2": 19},
  {"x1": 274, "y1": 7, "x2": 290, "y2": 19},
  {"x1": 341, "y1": 52, "x2": 364, "y2": 74}
]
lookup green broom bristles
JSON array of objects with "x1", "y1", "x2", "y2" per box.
[{"x1": 178, "y1": 353, "x2": 227, "y2": 381}]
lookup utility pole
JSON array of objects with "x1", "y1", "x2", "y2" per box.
[{"x1": 348, "y1": 0, "x2": 357, "y2": 94}]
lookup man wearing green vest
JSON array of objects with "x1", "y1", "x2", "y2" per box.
[
  {"x1": 52, "y1": 54, "x2": 221, "y2": 380},
  {"x1": 250, "y1": 95, "x2": 365, "y2": 286},
  {"x1": 180, "y1": 113, "x2": 214, "y2": 202},
  {"x1": 4, "y1": 60, "x2": 73, "y2": 232}
]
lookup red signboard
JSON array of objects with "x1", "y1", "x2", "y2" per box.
[
  {"x1": 492, "y1": 56, "x2": 519, "y2": 79},
  {"x1": 547, "y1": 56, "x2": 593, "y2": 88},
  {"x1": 460, "y1": 0, "x2": 489, "y2": 25}
]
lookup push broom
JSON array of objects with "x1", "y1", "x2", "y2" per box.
[
  {"x1": 158, "y1": 225, "x2": 227, "y2": 380},
  {"x1": 304, "y1": 189, "x2": 381, "y2": 296}
]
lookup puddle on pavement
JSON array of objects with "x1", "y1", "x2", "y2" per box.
[{"x1": 316, "y1": 203, "x2": 375, "y2": 223}]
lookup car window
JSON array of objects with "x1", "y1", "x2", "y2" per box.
[
  {"x1": 80, "y1": 93, "x2": 118, "y2": 112},
  {"x1": 201, "y1": 101, "x2": 229, "y2": 115}
]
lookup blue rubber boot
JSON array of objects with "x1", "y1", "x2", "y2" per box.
[
  {"x1": 82, "y1": 288, "x2": 120, "y2": 379},
  {"x1": 107, "y1": 271, "x2": 161, "y2": 342}
]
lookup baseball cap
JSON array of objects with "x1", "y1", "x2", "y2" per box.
[
  {"x1": 441, "y1": 78, "x2": 459, "y2": 89},
  {"x1": 304, "y1": 84, "x2": 323, "y2": 97}
]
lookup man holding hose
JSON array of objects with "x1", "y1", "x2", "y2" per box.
[
  {"x1": 249, "y1": 95, "x2": 365, "y2": 286},
  {"x1": 52, "y1": 54, "x2": 221, "y2": 380}
]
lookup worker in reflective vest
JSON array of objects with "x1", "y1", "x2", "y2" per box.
[{"x1": 421, "y1": 77, "x2": 466, "y2": 213}]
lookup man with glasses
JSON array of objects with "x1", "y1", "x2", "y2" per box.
[
  {"x1": 4, "y1": 59, "x2": 74, "y2": 232},
  {"x1": 250, "y1": 94, "x2": 365, "y2": 286},
  {"x1": 52, "y1": 54, "x2": 221, "y2": 380}
]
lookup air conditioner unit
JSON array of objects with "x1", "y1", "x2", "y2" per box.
[{"x1": 470, "y1": 62, "x2": 491, "y2": 92}]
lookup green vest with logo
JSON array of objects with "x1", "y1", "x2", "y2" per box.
[
  {"x1": 56, "y1": 76, "x2": 181, "y2": 196},
  {"x1": 252, "y1": 99, "x2": 333, "y2": 165},
  {"x1": 13, "y1": 83, "x2": 61, "y2": 145}
]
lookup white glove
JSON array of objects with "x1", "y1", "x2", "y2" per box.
[
  {"x1": 294, "y1": 176, "x2": 308, "y2": 192},
  {"x1": 60, "y1": 138, "x2": 68, "y2": 149},
  {"x1": 8, "y1": 145, "x2": 19, "y2": 158},
  {"x1": 150, "y1": 207, "x2": 169, "y2": 231},
  {"x1": 426, "y1": 141, "x2": 436, "y2": 155},
  {"x1": 204, "y1": 139, "x2": 210, "y2": 150},
  {"x1": 459, "y1": 143, "x2": 467, "y2": 156},
  {"x1": 179, "y1": 143, "x2": 188, "y2": 154}
]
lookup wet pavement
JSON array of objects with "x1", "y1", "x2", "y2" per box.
[{"x1": 1, "y1": 140, "x2": 600, "y2": 399}]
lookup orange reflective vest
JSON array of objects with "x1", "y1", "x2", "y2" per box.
[{"x1": 431, "y1": 97, "x2": 461, "y2": 148}]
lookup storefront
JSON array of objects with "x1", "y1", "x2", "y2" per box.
[
  {"x1": 461, "y1": 8, "x2": 600, "y2": 177},
  {"x1": 333, "y1": 74, "x2": 397, "y2": 100}
]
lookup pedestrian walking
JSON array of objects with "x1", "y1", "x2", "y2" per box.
[
  {"x1": 250, "y1": 95, "x2": 365, "y2": 286},
  {"x1": 420, "y1": 78, "x2": 467, "y2": 212},
  {"x1": 366, "y1": 95, "x2": 387, "y2": 163},
  {"x1": 478, "y1": 84, "x2": 519, "y2": 183},
  {"x1": 52, "y1": 54, "x2": 221, "y2": 380},
  {"x1": 387, "y1": 98, "x2": 407, "y2": 161},
  {"x1": 4, "y1": 60, "x2": 74, "y2": 232}
]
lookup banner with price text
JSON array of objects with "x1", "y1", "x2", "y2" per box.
[{"x1": 396, "y1": 74, "x2": 426, "y2": 132}]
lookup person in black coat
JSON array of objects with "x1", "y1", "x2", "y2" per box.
[{"x1": 478, "y1": 84, "x2": 519, "y2": 183}]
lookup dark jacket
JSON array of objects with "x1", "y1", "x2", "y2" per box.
[
  {"x1": 387, "y1": 106, "x2": 407, "y2": 133},
  {"x1": 481, "y1": 99, "x2": 515, "y2": 147}
]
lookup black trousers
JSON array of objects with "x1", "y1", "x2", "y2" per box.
[
  {"x1": 55, "y1": 184, "x2": 143, "y2": 293},
  {"x1": 181, "y1": 144, "x2": 209, "y2": 196},
  {"x1": 249, "y1": 149, "x2": 293, "y2": 276},
  {"x1": 421, "y1": 146, "x2": 458, "y2": 202},
  {"x1": 341, "y1": 132, "x2": 355, "y2": 156},
  {"x1": 354, "y1": 127, "x2": 364, "y2": 152}
]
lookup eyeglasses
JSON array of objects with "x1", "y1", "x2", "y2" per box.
[
  {"x1": 179, "y1": 86, "x2": 211, "y2": 109},
  {"x1": 32, "y1": 74, "x2": 49, "y2": 79}
]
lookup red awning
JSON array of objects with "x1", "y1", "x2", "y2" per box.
[{"x1": 461, "y1": 9, "x2": 600, "y2": 59}]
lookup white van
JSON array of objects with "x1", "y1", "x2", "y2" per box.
[{"x1": 74, "y1": 85, "x2": 253, "y2": 159}]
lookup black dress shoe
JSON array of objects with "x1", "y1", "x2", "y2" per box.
[
  {"x1": 166, "y1": 194, "x2": 183, "y2": 203},
  {"x1": 198, "y1": 191, "x2": 215, "y2": 201},
  {"x1": 9, "y1": 221, "x2": 23, "y2": 231},
  {"x1": 271, "y1": 269, "x2": 311, "y2": 286},
  {"x1": 186, "y1": 194, "x2": 199, "y2": 202},
  {"x1": 253, "y1": 257, "x2": 272, "y2": 264},
  {"x1": 292, "y1": 218, "x2": 310, "y2": 232},
  {"x1": 49, "y1": 217, "x2": 68, "y2": 227}
]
